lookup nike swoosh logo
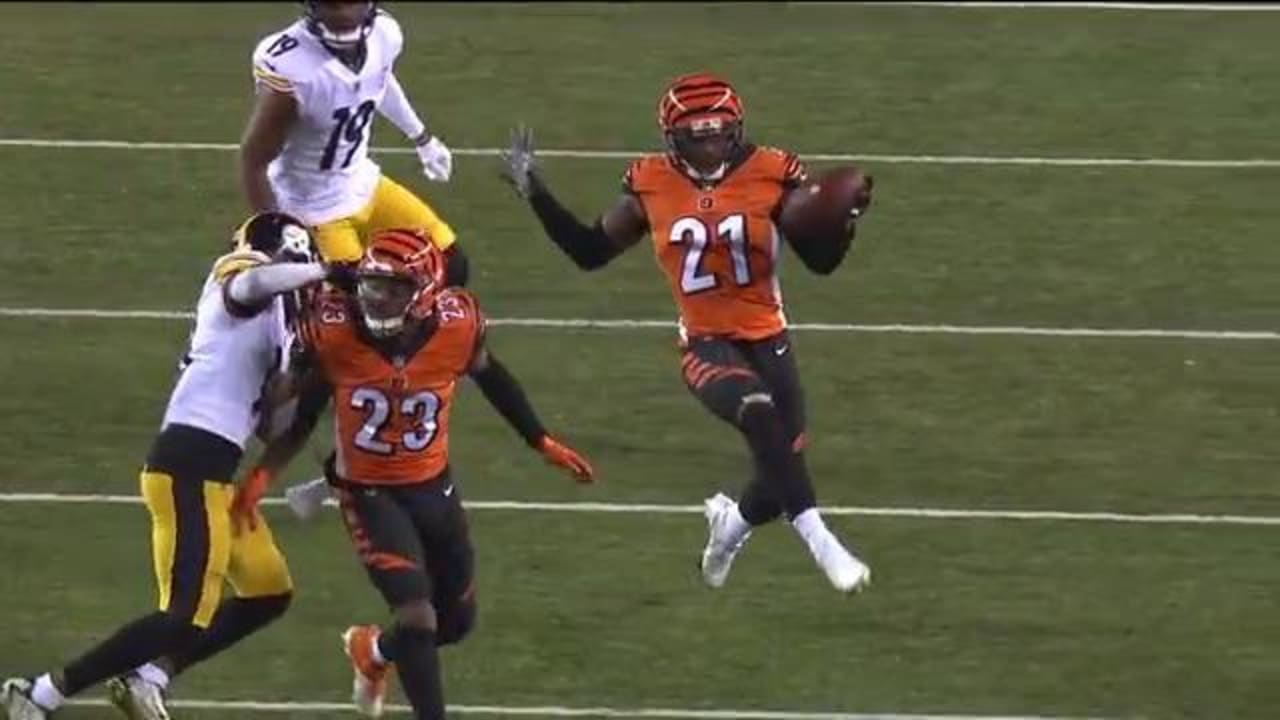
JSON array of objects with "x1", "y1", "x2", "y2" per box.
[
  {"x1": 774, "y1": 344, "x2": 789, "y2": 356},
  {"x1": 443, "y1": 484, "x2": 455, "y2": 497}
]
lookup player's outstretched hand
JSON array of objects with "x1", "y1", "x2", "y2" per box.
[
  {"x1": 416, "y1": 135, "x2": 453, "y2": 182},
  {"x1": 537, "y1": 434, "x2": 595, "y2": 483},
  {"x1": 499, "y1": 124, "x2": 538, "y2": 199}
]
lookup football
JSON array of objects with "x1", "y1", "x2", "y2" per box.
[{"x1": 777, "y1": 165, "x2": 873, "y2": 245}]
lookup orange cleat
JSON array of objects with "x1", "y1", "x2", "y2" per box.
[{"x1": 342, "y1": 625, "x2": 391, "y2": 717}]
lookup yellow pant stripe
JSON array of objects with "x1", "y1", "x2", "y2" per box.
[
  {"x1": 197, "y1": 482, "x2": 234, "y2": 626},
  {"x1": 142, "y1": 471, "x2": 178, "y2": 613}
]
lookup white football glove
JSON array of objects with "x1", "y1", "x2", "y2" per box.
[{"x1": 416, "y1": 135, "x2": 453, "y2": 182}]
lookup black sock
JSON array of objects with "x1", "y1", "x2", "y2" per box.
[
  {"x1": 62, "y1": 612, "x2": 198, "y2": 696},
  {"x1": 740, "y1": 404, "x2": 816, "y2": 518},
  {"x1": 168, "y1": 593, "x2": 292, "y2": 677},
  {"x1": 739, "y1": 472, "x2": 783, "y2": 526},
  {"x1": 380, "y1": 624, "x2": 445, "y2": 720}
]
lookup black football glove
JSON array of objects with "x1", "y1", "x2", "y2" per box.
[{"x1": 325, "y1": 262, "x2": 359, "y2": 293}]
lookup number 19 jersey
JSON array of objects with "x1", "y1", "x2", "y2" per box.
[{"x1": 251, "y1": 11, "x2": 405, "y2": 225}]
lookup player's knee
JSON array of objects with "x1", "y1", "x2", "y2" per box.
[
  {"x1": 435, "y1": 600, "x2": 476, "y2": 646},
  {"x1": 157, "y1": 608, "x2": 205, "y2": 642},
  {"x1": 247, "y1": 591, "x2": 293, "y2": 623},
  {"x1": 737, "y1": 392, "x2": 779, "y2": 430},
  {"x1": 393, "y1": 599, "x2": 438, "y2": 632},
  {"x1": 738, "y1": 394, "x2": 791, "y2": 450},
  {"x1": 443, "y1": 246, "x2": 469, "y2": 287}
]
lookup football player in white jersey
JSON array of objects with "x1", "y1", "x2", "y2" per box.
[
  {"x1": 1, "y1": 214, "x2": 344, "y2": 720},
  {"x1": 240, "y1": 1, "x2": 468, "y2": 285}
]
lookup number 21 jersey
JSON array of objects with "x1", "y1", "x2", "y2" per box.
[{"x1": 251, "y1": 11, "x2": 405, "y2": 225}]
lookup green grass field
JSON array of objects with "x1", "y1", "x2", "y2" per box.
[{"x1": 3, "y1": 2, "x2": 1280, "y2": 719}]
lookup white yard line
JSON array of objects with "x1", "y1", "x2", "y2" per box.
[
  {"x1": 1, "y1": 137, "x2": 1277, "y2": 168},
  {"x1": 65, "y1": 697, "x2": 1104, "y2": 720},
  {"x1": 4, "y1": 493, "x2": 1277, "y2": 527},
  {"x1": 2, "y1": 306, "x2": 1277, "y2": 341}
]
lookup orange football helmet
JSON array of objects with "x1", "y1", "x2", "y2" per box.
[
  {"x1": 355, "y1": 228, "x2": 447, "y2": 337},
  {"x1": 657, "y1": 72, "x2": 746, "y2": 180}
]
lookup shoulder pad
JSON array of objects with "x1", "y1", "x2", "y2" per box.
[
  {"x1": 755, "y1": 146, "x2": 807, "y2": 185},
  {"x1": 211, "y1": 250, "x2": 271, "y2": 284},
  {"x1": 370, "y1": 10, "x2": 404, "y2": 58},
  {"x1": 252, "y1": 23, "x2": 324, "y2": 92},
  {"x1": 622, "y1": 154, "x2": 670, "y2": 193}
]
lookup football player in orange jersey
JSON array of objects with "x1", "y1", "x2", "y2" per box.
[
  {"x1": 235, "y1": 229, "x2": 594, "y2": 720},
  {"x1": 500, "y1": 73, "x2": 873, "y2": 594}
]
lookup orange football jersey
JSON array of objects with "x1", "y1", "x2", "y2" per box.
[
  {"x1": 625, "y1": 146, "x2": 806, "y2": 341},
  {"x1": 300, "y1": 288, "x2": 484, "y2": 486}
]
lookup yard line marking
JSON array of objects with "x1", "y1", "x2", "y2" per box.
[
  {"x1": 1, "y1": 137, "x2": 1278, "y2": 168},
  {"x1": 863, "y1": 1, "x2": 1280, "y2": 11},
  {"x1": 64, "y1": 697, "x2": 1105, "y2": 719},
  {"x1": 2, "y1": 306, "x2": 1278, "y2": 341},
  {"x1": 5, "y1": 493, "x2": 1278, "y2": 527}
]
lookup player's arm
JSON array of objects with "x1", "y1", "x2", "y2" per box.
[
  {"x1": 379, "y1": 72, "x2": 453, "y2": 182},
  {"x1": 223, "y1": 261, "x2": 331, "y2": 317},
  {"x1": 500, "y1": 125, "x2": 646, "y2": 271},
  {"x1": 230, "y1": 362, "x2": 331, "y2": 532},
  {"x1": 783, "y1": 217, "x2": 856, "y2": 276},
  {"x1": 251, "y1": 365, "x2": 332, "y2": 479},
  {"x1": 776, "y1": 157, "x2": 870, "y2": 276},
  {"x1": 239, "y1": 87, "x2": 297, "y2": 212},
  {"x1": 467, "y1": 343, "x2": 595, "y2": 482}
]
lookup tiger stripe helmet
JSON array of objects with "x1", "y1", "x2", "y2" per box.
[
  {"x1": 657, "y1": 72, "x2": 745, "y2": 135},
  {"x1": 356, "y1": 228, "x2": 447, "y2": 337}
]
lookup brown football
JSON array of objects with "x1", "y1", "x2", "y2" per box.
[{"x1": 777, "y1": 166, "x2": 873, "y2": 245}]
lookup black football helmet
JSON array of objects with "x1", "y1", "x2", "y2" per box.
[{"x1": 231, "y1": 212, "x2": 318, "y2": 263}]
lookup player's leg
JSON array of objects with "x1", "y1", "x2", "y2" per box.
[
  {"x1": 680, "y1": 337, "x2": 776, "y2": 587},
  {"x1": 743, "y1": 333, "x2": 870, "y2": 593},
  {"x1": 312, "y1": 214, "x2": 367, "y2": 263},
  {"x1": 336, "y1": 484, "x2": 445, "y2": 720},
  {"x1": 411, "y1": 474, "x2": 477, "y2": 648},
  {"x1": 364, "y1": 175, "x2": 457, "y2": 251},
  {"x1": 128, "y1": 510, "x2": 294, "y2": 693},
  {"x1": 10, "y1": 449, "x2": 235, "y2": 716}
]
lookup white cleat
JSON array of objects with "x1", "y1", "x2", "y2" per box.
[
  {"x1": 107, "y1": 673, "x2": 171, "y2": 720},
  {"x1": 1, "y1": 679, "x2": 49, "y2": 720},
  {"x1": 700, "y1": 493, "x2": 751, "y2": 588},
  {"x1": 285, "y1": 476, "x2": 332, "y2": 521},
  {"x1": 812, "y1": 533, "x2": 872, "y2": 594}
]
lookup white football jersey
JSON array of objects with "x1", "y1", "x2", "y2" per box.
[
  {"x1": 251, "y1": 12, "x2": 405, "y2": 225},
  {"x1": 161, "y1": 251, "x2": 295, "y2": 450}
]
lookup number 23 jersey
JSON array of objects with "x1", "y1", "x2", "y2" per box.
[
  {"x1": 251, "y1": 11, "x2": 405, "y2": 225},
  {"x1": 299, "y1": 288, "x2": 485, "y2": 486}
]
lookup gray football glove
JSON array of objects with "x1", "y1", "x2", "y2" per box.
[{"x1": 499, "y1": 124, "x2": 538, "y2": 199}]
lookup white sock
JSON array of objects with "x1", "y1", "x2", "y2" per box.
[
  {"x1": 791, "y1": 507, "x2": 831, "y2": 553},
  {"x1": 723, "y1": 502, "x2": 752, "y2": 544},
  {"x1": 30, "y1": 673, "x2": 65, "y2": 711},
  {"x1": 135, "y1": 662, "x2": 170, "y2": 689}
]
